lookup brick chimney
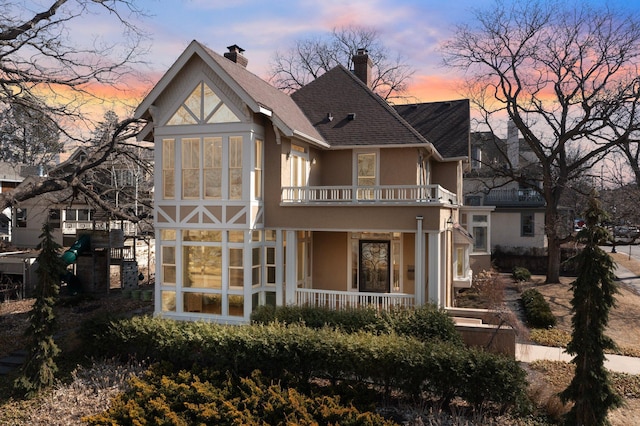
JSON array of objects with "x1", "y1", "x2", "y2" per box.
[
  {"x1": 224, "y1": 44, "x2": 248, "y2": 68},
  {"x1": 353, "y1": 48, "x2": 373, "y2": 87}
]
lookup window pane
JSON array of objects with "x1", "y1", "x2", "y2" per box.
[
  {"x1": 184, "y1": 84, "x2": 202, "y2": 120},
  {"x1": 229, "y1": 248, "x2": 243, "y2": 267},
  {"x1": 228, "y1": 231, "x2": 244, "y2": 243},
  {"x1": 183, "y1": 246, "x2": 222, "y2": 289},
  {"x1": 164, "y1": 170, "x2": 175, "y2": 199},
  {"x1": 161, "y1": 291, "x2": 176, "y2": 312},
  {"x1": 209, "y1": 104, "x2": 241, "y2": 123},
  {"x1": 202, "y1": 83, "x2": 221, "y2": 118},
  {"x1": 204, "y1": 137, "x2": 222, "y2": 199},
  {"x1": 184, "y1": 293, "x2": 222, "y2": 314},
  {"x1": 522, "y1": 213, "x2": 534, "y2": 236},
  {"x1": 163, "y1": 139, "x2": 175, "y2": 199},
  {"x1": 229, "y1": 269, "x2": 244, "y2": 287},
  {"x1": 229, "y1": 136, "x2": 242, "y2": 200},
  {"x1": 161, "y1": 229, "x2": 176, "y2": 241},
  {"x1": 228, "y1": 295, "x2": 244, "y2": 316},
  {"x1": 473, "y1": 227, "x2": 487, "y2": 251}
]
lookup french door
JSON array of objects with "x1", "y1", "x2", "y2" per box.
[{"x1": 358, "y1": 240, "x2": 390, "y2": 293}]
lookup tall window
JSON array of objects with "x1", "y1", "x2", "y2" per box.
[
  {"x1": 162, "y1": 139, "x2": 175, "y2": 199},
  {"x1": 521, "y1": 213, "x2": 535, "y2": 237},
  {"x1": 204, "y1": 137, "x2": 222, "y2": 199},
  {"x1": 254, "y1": 139, "x2": 263, "y2": 199},
  {"x1": 471, "y1": 214, "x2": 488, "y2": 252},
  {"x1": 229, "y1": 136, "x2": 243, "y2": 200},
  {"x1": 182, "y1": 138, "x2": 200, "y2": 198},
  {"x1": 357, "y1": 152, "x2": 377, "y2": 200}
]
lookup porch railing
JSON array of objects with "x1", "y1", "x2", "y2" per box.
[
  {"x1": 281, "y1": 184, "x2": 457, "y2": 205},
  {"x1": 296, "y1": 288, "x2": 415, "y2": 311}
]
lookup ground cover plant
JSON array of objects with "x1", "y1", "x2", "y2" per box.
[{"x1": 79, "y1": 310, "x2": 529, "y2": 422}]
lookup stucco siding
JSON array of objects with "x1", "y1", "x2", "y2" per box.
[{"x1": 312, "y1": 232, "x2": 348, "y2": 291}]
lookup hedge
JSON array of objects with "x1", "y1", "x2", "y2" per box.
[{"x1": 81, "y1": 315, "x2": 527, "y2": 409}]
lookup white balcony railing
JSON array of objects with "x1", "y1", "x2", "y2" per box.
[
  {"x1": 296, "y1": 288, "x2": 415, "y2": 311},
  {"x1": 282, "y1": 184, "x2": 457, "y2": 205}
]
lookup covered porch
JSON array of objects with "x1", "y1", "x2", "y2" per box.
[{"x1": 277, "y1": 226, "x2": 451, "y2": 311}]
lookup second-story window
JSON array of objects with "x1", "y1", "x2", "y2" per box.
[
  {"x1": 356, "y1": 152, "x2": 377, "y2": 200},
  {"x1": 290, "y1": 144, "x2": 308, "y2": 187},
  {"x1": 254, "y1": 139, "x2": 263, "y2": 199},
  {"x1": 162, "y1": 139, "x2": 175, "y2": 199},
  {"x1": 182, "y1": 138, "x2": 200, "y2": 199},
  {"x1": 229, "y1": 136, "x2": 243, "y2": 200},
  {"x1": 204, "y1": 137, "x2": 223, "y2": 199}
]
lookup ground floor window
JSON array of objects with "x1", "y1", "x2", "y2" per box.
[{"x1": 521, "y1": 212, "x2": 535, "y2": 237}]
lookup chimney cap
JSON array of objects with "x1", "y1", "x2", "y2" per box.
[
  {"x1": 227, "y1": 44, "x2": 245, "y2": 54},
  {"x1": 356, "y1": 48, "x2": 368, "y2": 55}
]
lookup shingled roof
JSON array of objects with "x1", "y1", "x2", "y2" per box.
[
  {"x1": 291, "y1": 65, "x2": 439, "y2": 156},
  {"x1": 135, "y1": 41, "x2": 325, "y2": 147},
  {"x1": 394, "y1": 100, "x2": 470, "y2": 159}
]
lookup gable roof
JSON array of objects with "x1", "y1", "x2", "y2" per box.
[
  {"x1": 135, "y1": 40, "x2": 326, "y2": 147},
  {"x1": 394, "y1": 100, "x2": 470, "y2": 159},
  {"x1": 291, "y1": 65, "x2": 442, "y2": 159}
]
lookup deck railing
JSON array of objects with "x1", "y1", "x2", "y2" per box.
[
  {"x1": 296, "y1": 288, "x2": 415, "y2": 311},
  {"x1": 484, "y1": 188, "x2": 544, "y2": 206},
  {"x1": 282, "y1": 184, "x2": 457, "y2": 205}
]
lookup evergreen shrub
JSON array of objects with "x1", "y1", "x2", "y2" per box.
[
  {"x1": 520, "y1": 288, "x2": 557, "y2": 328},
  {"x1": 512, "y1": 266, "x2": 532, "y2": 282}
]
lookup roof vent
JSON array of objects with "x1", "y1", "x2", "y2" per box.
[
  {"x1": 347, "y1": 113, "x2": 356, "y2": 121},
  {"x1": 224, "y1": 44, "x2": 248, "y2": 68}
]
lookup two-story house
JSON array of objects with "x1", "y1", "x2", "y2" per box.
[
  {"x1": 464, "y1": 121, "x2": 547, "y2": 270},
  {"x1": 135, "y1": 41, "x2": 473, "y2": 324}
]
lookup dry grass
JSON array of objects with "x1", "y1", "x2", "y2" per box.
[{"x1": 523, "y1": 252, "x2": 640, "y2": 424}]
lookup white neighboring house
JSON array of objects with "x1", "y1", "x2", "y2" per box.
[{"x1": 464, "y1": 121, "x2": 547, "y2": 258}]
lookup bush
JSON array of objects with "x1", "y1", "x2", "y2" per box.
[
  {"x1": 520, "y1": 289, "x2": 557, "y2": 328},
  {"x1": 252, "y1": 304, "x2": 462, "y2": 345},
  {"x1": 512, "y1": 266, "x2": 531, "y2": 282},
  {"x1": 84, "y1": 367, "x2": 397, "y2": 426},
  {"x1": 251, "y1": 305, "x2": 390, "y2": 334},
  {"x1": 82, "y1": 316, "x2": 528, "y2": 410},
  {"x1": 390, "y1": 305, "x2": 463, "y2": 345}
]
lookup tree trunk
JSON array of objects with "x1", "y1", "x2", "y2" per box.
[{"x1": 545, "y1": 205, "x2": 561, "y2": 284}]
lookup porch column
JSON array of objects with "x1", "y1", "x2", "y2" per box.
[
  {"x1": 285, "y1": 230, "x2": 297, "y2": 305},
  {"x1": 428, "y1": 231, "x2": 443, "y2": 307},
  {"x1": 414, "y1": 216, "x2": 425, "y2": 306},
  {"x1": 275, "y1": 229, "x2": 284, "y2": 306}
]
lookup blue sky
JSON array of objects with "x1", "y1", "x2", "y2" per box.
[
  {"x1": 128, "y1": 0, "x2": 502, "y2": 102},
  {"x1": 55, "y1": 0, "x2": 640, "y2": 110}
]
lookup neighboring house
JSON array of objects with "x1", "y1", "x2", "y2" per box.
[
  {"x1": 463, "y1": 121, "x2": 547, "y2": 261},
  {"x1": 135, "y1": 41, "x2": 473, "y2": 324},
  {"x1": 0, "y1": 162, "x2": 25, "y2": 241},
  {"x1": 11, "y1": 148, "x2": 152, "y2": 249}
]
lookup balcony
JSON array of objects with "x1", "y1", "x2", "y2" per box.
[
  {"x1": 281, "y1": 184, "x2": 457, "y2": 206},
  {"x1": 484, "y1": 188, "x2": 545, "y2": 207}
]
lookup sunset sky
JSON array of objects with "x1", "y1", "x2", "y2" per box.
[{"x1": 62, "y1": 0, "x2": 639, "y2": 122}]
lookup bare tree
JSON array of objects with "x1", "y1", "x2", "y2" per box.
[
  {"x1": 0, "y1": 102, "x2": 62, "y2": 166},
  {"x1": 443, "y1": 1, "x2": 640, "y2": 283},
  {"x1": 269, "y1": 25, "x2": 414, "y2": 102},
  {"x1": 0, "y1": 0, "x2": 149, "y2": 218}
]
